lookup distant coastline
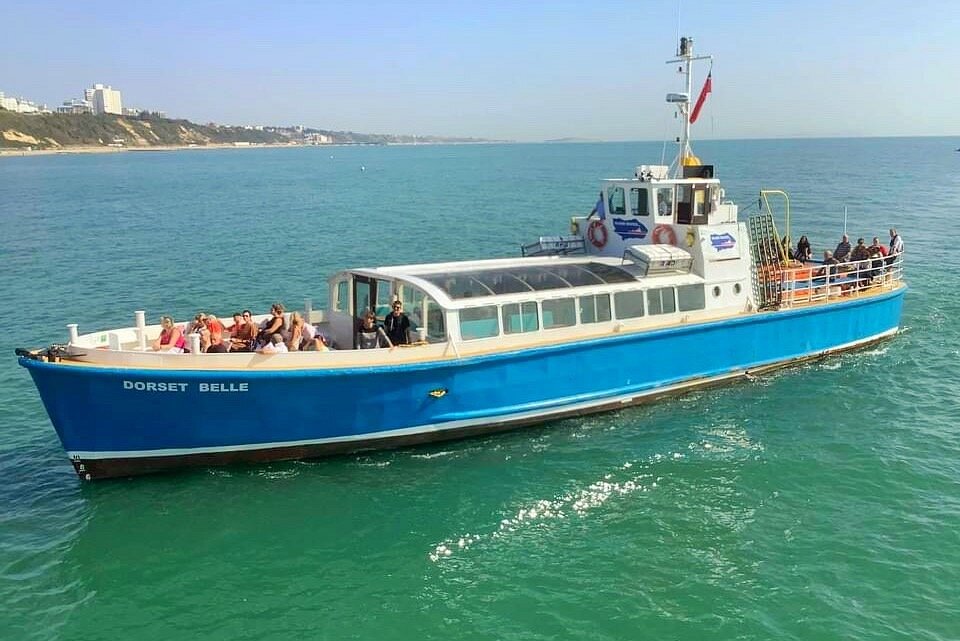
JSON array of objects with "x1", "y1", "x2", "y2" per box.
[
  {"x1": 0, "y1": 109, "x2": 495, "y2": 154},
  {"x1": 0, "y1": 140, "x2": 504, "y2": 158}
]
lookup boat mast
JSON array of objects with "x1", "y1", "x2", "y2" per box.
[{"x1": 666, "y1": 37, "x2": 712, "y2": 178}]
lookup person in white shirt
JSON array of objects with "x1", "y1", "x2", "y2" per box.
[
  {"x1": 888, "y1": 228, "x2": 904, "y2": 255},
  {"x1": 258, "y1": 333, "x2": 289, "y2": 354}
]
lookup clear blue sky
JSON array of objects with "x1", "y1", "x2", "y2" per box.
[{"x1": 2, "y1": 0, "x2": 958, "y2": 141}]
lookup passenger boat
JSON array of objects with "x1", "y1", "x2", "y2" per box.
[{"x1": 16, "y1": 38, "x2": 906, "y2": 480}]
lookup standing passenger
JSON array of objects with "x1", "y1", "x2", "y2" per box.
[
  {"x1": 833, "y1": 234, "x2": 851, "y2": 261},
  {"x1": 383, "y1": 301, "x2": 411, "y2": 345},
  {"x1": 888, "y1": 228, "x2": 904, "y2": 255},
  {"x1": 795, "y1": 236, "x2": 812, "y2": 262}
]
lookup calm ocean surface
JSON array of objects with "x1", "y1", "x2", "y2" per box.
[{"x1": 1, "y1": 138, "x2": 959, "y2": 640}]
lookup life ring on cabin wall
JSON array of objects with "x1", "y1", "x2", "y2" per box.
[
  {"x1": 652, "y1": 224, "x2": 677, "y2": 245},
  {"x1": 587, "y1": 219, "x2": 608, "y2": 248}
]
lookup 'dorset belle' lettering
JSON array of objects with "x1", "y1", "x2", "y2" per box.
[
  {"x1": 198, "y1": 383, "x2": 249, "y2": 393},
  {"x1": 122, "y1": 380, "x2": 188, "y2": 392}
]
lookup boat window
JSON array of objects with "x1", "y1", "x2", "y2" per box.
[
  {"x1": 709, "y1": 185, "x2": 720, "y2": 211},
  {"x1": 614, "y1": 291, "x2": 645, "y2": 319},
  {"x1": 426, "y1": 300, "x2": 446, "y2": 341},
  {"x1": 354, "y1": 278, "x2": 372, "y2": 316},
  {"x1": 459, "y1": 305, "x2": 500, "y2": 340},
  {"x1": 400, "y1": 286, "x2": 426, "y2": 332},
  {"x1": 419, "y1": 263, "x2": 636, "y2": 299},
  {"x1": 676, "y1": 185, "x2": 693, "y2": 224},
  {"x1": 693, "y1": 187, "x2": 708, "y2": 223},
  {"x1": 677, "y1": 284, "x2": 705, "y2": 311},
  {"x1": 630, "y1": 188, "x2": 650, "y2": 216},
  {"x1": 375, "y1": 280, "x2": 394, "y2": 317},
  {"x1": 542, "y1": 298, "x2": 576, "y2": 329},
  {"x1": 502, "y1": 302, "x2": 539, "y2": 334},
  {"x1": 678, "y1": 184, "x2": 710, "y2": 225},
  {"x1": 657, "y1": 188, "x2": 673, "y2": 219},
  {"x1": 647, "y1": 287, "x2": 677, "y2": 316},
  {"x1": 579, "y1": 294, "x2": 611, "y2": 324},
  {"x1": 607, "y1": 186, "x2": 626, "y2": 216},
  {"x1": 334, "y1": 279, "x2": 349, "y2": 312}
]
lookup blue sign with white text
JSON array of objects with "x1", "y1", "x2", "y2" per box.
[
  {"x1": 710, "y1": 233, "x2": 736, "y2": 251},
  {"x1": 611, "y1": 219, "x2": 649, "y2": 240}
]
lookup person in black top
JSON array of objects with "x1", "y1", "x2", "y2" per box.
[{"x1": 383, "y1": 300, "x2": 411, "y2": 345}]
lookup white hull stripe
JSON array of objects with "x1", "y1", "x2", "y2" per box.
[{"x1": 69, "y1": 328, "x2": 898, "y2": 461}]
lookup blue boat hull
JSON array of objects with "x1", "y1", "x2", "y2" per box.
[{"x1": 19, "y1": 290, "x2": 904, "y2": 479}]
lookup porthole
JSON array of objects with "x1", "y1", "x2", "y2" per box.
[
  {"x1": 712, "y1": 286, "x2": 721, "y2": 298},
  {"x1": 733, "y1": 283, "x2": 742, "y2": 295}
]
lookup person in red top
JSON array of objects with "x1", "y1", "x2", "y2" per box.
[{"x1": 871, "y1": 237, "x2": 889, "y2": 256}]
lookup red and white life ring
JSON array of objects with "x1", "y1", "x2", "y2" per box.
[
  {"x1": 587, "y1": 219, "x2": 608, "y2": 248},
  {"x1": 652, "y1": 224, "x2": 677, "y2": 245}
]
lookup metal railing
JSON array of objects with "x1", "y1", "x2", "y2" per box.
[{"x1": 773, "y1": 252, "x2": 904, "y2": 307}]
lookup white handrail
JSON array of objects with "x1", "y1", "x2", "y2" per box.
[{"x1": 775, "y1": 252, "x2": 904, "y2": 307}]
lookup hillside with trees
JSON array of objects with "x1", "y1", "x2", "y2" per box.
[{"x1": 0, "y1": 110, "x2": 489, "y2": 149}]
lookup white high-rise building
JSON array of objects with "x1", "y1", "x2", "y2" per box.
[{"x1": 89, "y1": 84, "x2": 123, "y2": 115}]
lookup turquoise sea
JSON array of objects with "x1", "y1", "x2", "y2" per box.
[{"x1": 2, "y1": 138, "x2": 959, "y2": 640}]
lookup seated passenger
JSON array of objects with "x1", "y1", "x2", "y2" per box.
[
  {"x1": 257, "y1": 303, "x2": 286, "y2": 347},
  {"x1": 816, "y1": 250, "x2": 839, "y2": 277},
  {"x1": 383, "y1": 300, "x2": 411, "y2": 345},
  {"x1": 871, "y1": 237, "x2": 889, "y2": 257},
  {"x1": 286, "y1": 311, "x2": 315, "y2": 351},
  {"x1": 152, "y1": 316, "x2": 185, "y2": 352},
  {"x1": 229, "y1": 310, "x2": 257, "y2": 351},
  {"x1": 203, "y1": 314, "x2": 225, "y2": 352},
  {"x1": 186, "y1": 313, "x2": 207, "y2": 337},
  {"x1": 356, "y1": 312, "x2": 392, "y2": 349},
  {"x1": 257, "y1": 333, "x2": 288, "y2": 353},
  {"x1": 310, "y1": 333, "x2": 333, "y2": 352},
  {"x1": 226, "y1": 312, "x2": 243, "y2": 335},
  {"x1": 206, "y1": 329, "x2": 229, "y2": 353},
  {"x1": 865, "y1": 246, "x2": 884, "y2": 282},
  {"x1": 850, "y1": 238, "x2": 870, "y2": 263},
  {"x1": 795, "y1": 235, "x2": 812, "y2": 262}
]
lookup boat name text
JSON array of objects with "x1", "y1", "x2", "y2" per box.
[{"x1": 122, "y1": 381, "x2": 249, "y2": 393}]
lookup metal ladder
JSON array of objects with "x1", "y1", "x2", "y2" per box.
[{"x1": 748, "y1": 212, "x2": 784, "y2": 309}]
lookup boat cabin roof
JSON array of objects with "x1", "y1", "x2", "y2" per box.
[{"x1": 336, "y1": 253, "x2": 698, "y2": 309}]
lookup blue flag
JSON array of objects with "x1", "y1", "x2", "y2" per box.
[{"x1": 592, "y1": 195, "x2": 606, "y2": 220}]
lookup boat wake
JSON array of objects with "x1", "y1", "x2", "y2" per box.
[{"x1": 429, "y1": 423, "x2": 761, "y2": 562}]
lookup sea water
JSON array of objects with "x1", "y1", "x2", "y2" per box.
[{"x1": 1, "y1": 138, "x2": 959, "y2": 640}]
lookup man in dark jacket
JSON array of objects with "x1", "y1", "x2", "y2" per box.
[{"x1": 383, "y1": 301, "x2": 411, "y2": 345}]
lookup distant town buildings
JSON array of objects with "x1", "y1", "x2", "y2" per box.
[
  {"x1": 87, "y1": 83, "x2": 123, "y2": 115},
  {"x1": 57, "y1": 98, "x2": 93, "y2": 114},
  {"x1": 305, "y1": 133, "x2": 333, "y2": 144},
  {"x1": 0, "y1": 92, "x2": 49, "y2": 114}
]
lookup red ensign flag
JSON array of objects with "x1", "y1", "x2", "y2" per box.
[{"x1": 689, "y1": 72, "x2": 712, "y2": 124}]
